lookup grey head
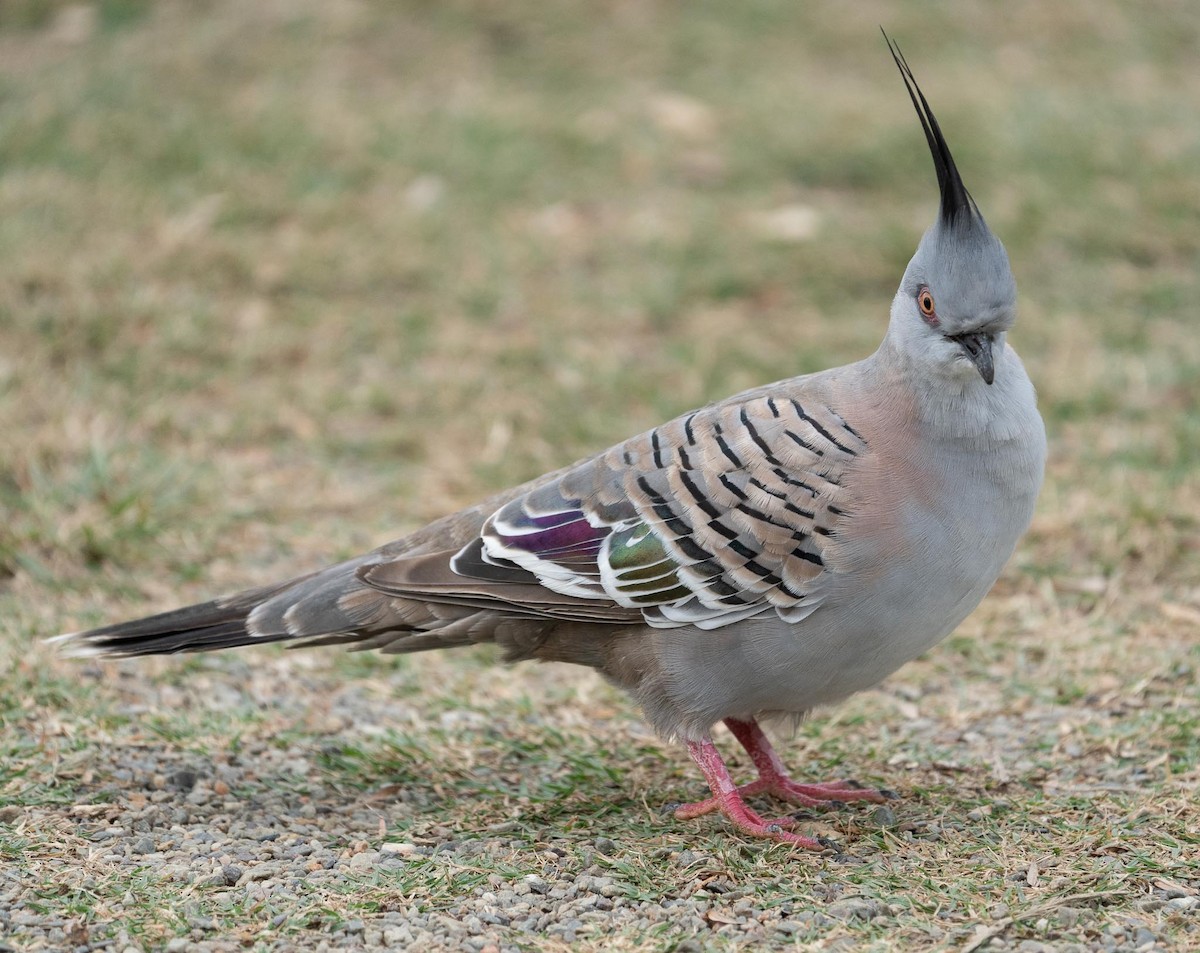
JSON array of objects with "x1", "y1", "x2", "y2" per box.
[{"x1": 883, "y1": 33, "x2": 1017, "y2": 386}]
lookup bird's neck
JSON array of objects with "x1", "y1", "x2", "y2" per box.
[{"x1": 868, "y1": 337, "x2": 1033, "y2": 443}]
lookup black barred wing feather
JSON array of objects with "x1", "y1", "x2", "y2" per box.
[{"x1": 464, "y1": 391, "x2": 866, "y2": 630}]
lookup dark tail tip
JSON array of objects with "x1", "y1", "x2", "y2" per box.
[{"x1": 50, "y1": 595, "x2": 286, "y2": 658}]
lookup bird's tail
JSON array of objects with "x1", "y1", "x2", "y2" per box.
[
  {"x1": 48, "y1": 578, "x2": 315, "y2": 658},
  {"x1": 47, "y1": 549, "x2": 396, "y2": 659}
]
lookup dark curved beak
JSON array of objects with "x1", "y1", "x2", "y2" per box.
[{"x1": 950, "y1": 332, "x2": 994, "y2": 385}]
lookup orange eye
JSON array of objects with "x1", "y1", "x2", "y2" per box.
[{"x1": 917, "y1": 287, "x2": 936, "y2": 322}]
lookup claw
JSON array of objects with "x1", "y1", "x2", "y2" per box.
[
  {"x1": 673, "y1": 718, "x2": 899, "y2": 848},
  {"x1": 723, "y1": 719, "x2": 892, "y2": 807}
]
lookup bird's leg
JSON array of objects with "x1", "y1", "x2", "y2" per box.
[
  {"x1": 675, "y1": 738, "x2": 827, "y2": 849},
  {"x1": 673, "y1": 718, "x2": 893, "y2": 840},
  {"x1": 723, "y1": 717, "x2": 893, "y2": 807}
]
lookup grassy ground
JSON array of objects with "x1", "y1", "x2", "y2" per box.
[{"x1": 1, "y1": 1, "x2": 1198, "y2": 950}]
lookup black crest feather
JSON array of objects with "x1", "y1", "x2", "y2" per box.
[{"x1": 882, "y1": 30, "x2": 976, "y2": 227}]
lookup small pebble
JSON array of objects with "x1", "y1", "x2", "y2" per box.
[
  {"x1": 349, "y1": 851, "x2": 379, "y2": 871},
  {"x1": 826, "y1": 898, "x2": 877, "y2": 922},
  {"x1": 167, "y1": 769, "x2": 199, "y2": 791}
]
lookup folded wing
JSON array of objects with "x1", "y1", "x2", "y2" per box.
[{"x1": 362, "y1": 389, "x2": 866, "y2": 634}]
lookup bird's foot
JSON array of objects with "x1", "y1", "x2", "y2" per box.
[
  {"x1": 673, "y1": 774, "x2": 890, "y2": 822},
  {"x1": 720, "y1": 717, "x2": 897, "y2": 807},
  {"x1": 673, "y1": 789, "x2": 828, "y2": 850},
  {"x1": 677, "y1": 728, "x2": 898, "y2": 848},
  {"x1": 761, "y1": 774, "x2": 894, "y2": 808}
]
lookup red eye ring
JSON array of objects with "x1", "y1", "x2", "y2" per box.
[{"x1": 917, "y1": 286, "x2": 937, "y2": 324}]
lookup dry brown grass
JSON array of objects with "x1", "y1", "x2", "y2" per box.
[{"x1": 1, "y1": 2, "x2": 1197, "y2": 951}]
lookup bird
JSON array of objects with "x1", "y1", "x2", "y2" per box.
[{"x1": 54, "y1": 37, "x2": 1046, "y2": 849}]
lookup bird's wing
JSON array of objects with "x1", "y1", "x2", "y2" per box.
[{"x1": 362, "y1": 386, "x2": 867, "y2": 631}]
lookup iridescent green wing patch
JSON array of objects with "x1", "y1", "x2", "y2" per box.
[{"x1": 602, "y1": 523, "x2": 692, "y2": 606}]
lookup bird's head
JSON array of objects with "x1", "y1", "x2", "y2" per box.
[{"x1": 884, "y1": 34, "x2": 1016, "y2": 387}]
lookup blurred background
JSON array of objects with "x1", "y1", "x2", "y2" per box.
[
  {"x1": 1, "y1": 2, "x2": 1198, "y2": 948},
  {"x1": 0, "y1": 1, "x2": 1196, "y2": 630}
]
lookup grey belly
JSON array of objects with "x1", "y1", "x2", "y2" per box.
[{"x1": 642, "y1": 529, "x2": 1013, "y2": 739}]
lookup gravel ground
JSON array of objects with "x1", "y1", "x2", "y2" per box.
[
  {"x1": 4, "y1": 643, "x2": 1198, "y2": 952},
  {"x1": 2, "y1": 3, "x2": 1197, "y2": 950}
]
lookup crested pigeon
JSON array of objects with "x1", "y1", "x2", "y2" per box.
[{"x1": 55, "y1": 39, "x2": 1045, "y2": 848}]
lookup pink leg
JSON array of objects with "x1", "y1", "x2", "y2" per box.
[
  {"x1": 725, "y1": 717, "x2": 892, "y2": 806},
  {"x1": 675, "y1": 738, "x2": 827, "y2": 849},
  {"x1": 674, "y1": 718, "x2": 894, "y2": 841}
]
